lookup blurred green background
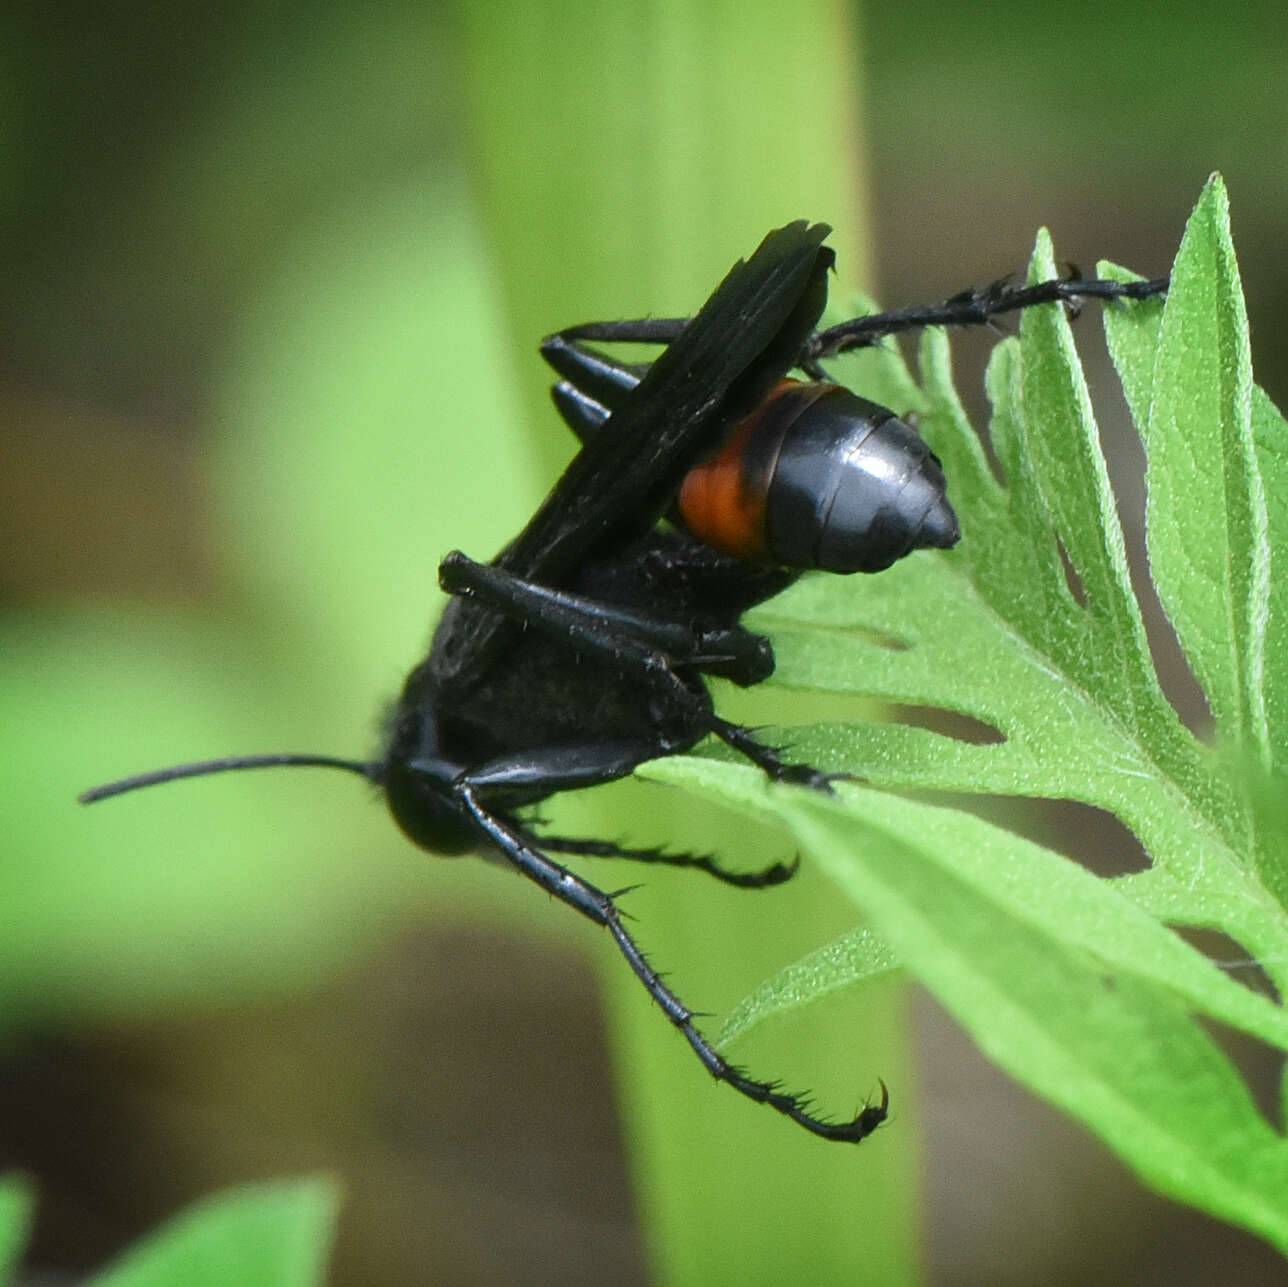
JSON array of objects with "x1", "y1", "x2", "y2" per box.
[{"x1": 2, "y1": 2, "x2": 1286, "y2": 1283}]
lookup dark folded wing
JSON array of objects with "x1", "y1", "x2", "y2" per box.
[
  {"x1": 501, "y1": 220, "x2": 833, "y2": 579},
  {"x1": 436, "y1": 220, "x2": 833, "y2": 685}
]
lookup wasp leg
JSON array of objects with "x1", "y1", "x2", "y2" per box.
[
  {"x1": 540, "y1": 318, "x2": 718, "y2": 441},
  {"x1": 454, "y1": 784, "x2": 885, "y2": 1143},
  {"x1": 450, "y1": 737, "x2": 685, "y2": 797},
  {"x1": 439, "y1": 739, "x2": 798, "y2": 888},
  {"x1": 551, "y1": 381, "x2": 611, "y2": 443},
  {"x1": 545, "y1": 317, "x2": 690, "y2": 350},
  {"x1": 802, "y1": 273, "x2": 1170, "y2": 366},
  {"x1": 521, "y1": 829, "x2": 799, "y2": 890},
  {"x1": 440, "y1": 550, "x2": 775, "y2": 686},
  {"x1": 439, "y1": 551, "x2": 828, "y2": 788},
  {"x1": 540, "y1": 331, "x2": 651, "y2": 444},
  {"x1": 541, "y1": 332, "x2": 645, "y2": 404}
]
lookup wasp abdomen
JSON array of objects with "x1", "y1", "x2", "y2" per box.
[{"x1": 677, "y1": 380, "x2": 959, "y2": 573}]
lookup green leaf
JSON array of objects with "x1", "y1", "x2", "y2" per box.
[
  {"x1": 657, "y1": 176, "x2": 1288, "y2": 1255},
  {"x1": 721, "y1": 924, "x2": 901, "y2": 1046},
  {"x1": 0, "y1": 1175, "x2": 34, "y2": 1286},
  {"x1": 90, "y1": 1178, "x2": 338, "y2": 1287},
  {"x1": 0, "y1": 1174, "x2": 335, "y2": 1287},
  {"x1": 1252, "y1": 386, "x2": 1288, "y2": 771},
  {"x1": 1143, "y1": 177, "x2": 1270, "y2": 764},
  {"x1": 648, "y1": 764, "x2": 1288, "y2": 1252}
]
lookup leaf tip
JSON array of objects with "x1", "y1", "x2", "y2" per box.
[
  {"x1": 1191, "y1": 173, "x2": 1233, "y2": 242},
  {"x1": 1028, "y1": 226, "x2": 1059, "y2": 282}
]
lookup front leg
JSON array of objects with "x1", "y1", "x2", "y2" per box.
[{"x1": 412, "y1": 737, "x2": 799, "y2": 890}]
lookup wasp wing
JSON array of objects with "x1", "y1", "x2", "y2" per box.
[
  {"x1": 501, "y1": 221, "x2": 833, "y2": 580},
  {"x1": 433, "y1": 221, "x2": 834, "y2": 685}
]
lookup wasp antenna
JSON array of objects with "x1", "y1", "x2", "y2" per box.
[{"x1": 79, "y1": 754, "x2": 380, "y2": 804}]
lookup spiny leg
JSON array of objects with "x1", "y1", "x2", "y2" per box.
[
  {"x1": 801, "y1": 273, "x2": 1170, "y2": 370},
  {"x1": 458, "y1": 784, "x2": 886, "y2": 1142},
  {"x1": 695, "y1": 715, "x2": 832, "y2": 791},
  {"x1": 544, "y1": 276, "x2": 1168, "y2": 387},
  {"x1": 520, "y1": 828, "x2": 799, "y2": 890}
]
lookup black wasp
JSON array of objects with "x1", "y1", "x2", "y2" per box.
[{"x1": 82, "y1": 223, "x2": 1167, "y2": 1142}]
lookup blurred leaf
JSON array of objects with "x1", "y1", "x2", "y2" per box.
[
  {"x1": 459, "y1": 7, "x2": 918, "y2": 1287},
  {"x1": 0, "y1": 1175, "x2": 34, "y2": 1286},
  {"x1": 1, "y1": 180, "x2": 544, "y2": 1026},
  {"x1": 90, "y1": 1178, "x2": 337, "y2": 1287}
]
